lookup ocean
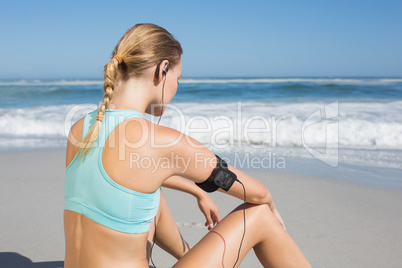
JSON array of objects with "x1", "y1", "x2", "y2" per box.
[{"x1": 1, "y1": 77, "x2": 401, "y2": 186}]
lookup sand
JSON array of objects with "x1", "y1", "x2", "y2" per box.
[{"x1": 1, "y1": 149, "x2": 402, "y2": 267}]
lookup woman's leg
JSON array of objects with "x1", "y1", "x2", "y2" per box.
[
  {"x1": 173, "y1": 203, "x2": 311, "y2": 268},
  {"x1": 147, "y1": 191, "x2": 190, "y2": 261}
]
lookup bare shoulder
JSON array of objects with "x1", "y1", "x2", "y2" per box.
[
  {"x1": 147, "y1": 120, "x2": 215, "y2": 178},
  {"x1": 147, "y1": 120, "x2": 208, "y2": 151},
  {"x1": 65, "y1": 116, "x2": 85, "y2": 168},
  {"x1": 123, "y1": 118, "x2": 194, "y2": 149},
  {"x1": 68, "y1": 117, "x2": 85, "y2": 145}
]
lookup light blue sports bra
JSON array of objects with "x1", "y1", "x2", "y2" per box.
[{"x1": 64, "y1": 109, "x2": 160, "y2": 234}]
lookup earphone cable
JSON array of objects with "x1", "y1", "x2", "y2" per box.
[
  {"x1": 157, "y1": 74, "x2": 167, "y2": 125},
  {"x1": 233, "y1": 180, "x2": 246, "y2": 268},
  {"x1": 150, "y1": 217, "x2": 157, "y2": 267}
]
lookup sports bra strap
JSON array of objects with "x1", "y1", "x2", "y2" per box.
[{"x1": 82, "y1": 109, "x2": 146, "y2": 146}]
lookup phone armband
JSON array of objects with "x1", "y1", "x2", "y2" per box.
[{"x1": 195, "y1": 155, "x2": 237, "y2": 192}]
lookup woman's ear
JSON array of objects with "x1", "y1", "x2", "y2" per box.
[
  {"x1": 154, "y1": 59, "x2": 170, "y2": 81},
  {"x1": 163, "y1": 62, "x2": 170, "y2": 75}
]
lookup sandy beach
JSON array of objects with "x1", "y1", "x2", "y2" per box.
[{"x1": 1, "y1": 149, "x2": 402, "y2": 267}]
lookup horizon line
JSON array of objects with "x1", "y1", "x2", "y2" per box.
[{"x1": 1, "y1": 75, "x2": 402, "y2": 81}]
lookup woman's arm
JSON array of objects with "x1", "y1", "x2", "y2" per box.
[
  {"x1": 217, "y1": 164, "x2": 276, "y2": 210},
  {"x1": 215, "y1": 165, "x2": 284, "y2": 229},
  {"x1": 156, "y1": 125, "x2": 285, "y2": 229},
  {"x1": 160, "y1": 127, "x2": 276, "y2": 209},
  {"x1": 162, "y1": 175, "x2": 221, "y2": 229},
  {"x1": 162, "y1": 175, "x2": 207, "y2": 197}
]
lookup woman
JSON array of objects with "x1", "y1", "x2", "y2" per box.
[{"x1": 64, "y1": 23, "x2": 311, "y2": 267}]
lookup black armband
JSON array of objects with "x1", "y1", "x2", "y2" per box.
[{"x1": 195, "y1": 155, "x2": 237, "y2": 192}]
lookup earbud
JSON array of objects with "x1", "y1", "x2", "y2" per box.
[
  {"x1": 155, "y1": 58, "x2": 170, "y2": 78},
  {"x1": 162, "y1": 64, "x2": 170, "y2": 75}
]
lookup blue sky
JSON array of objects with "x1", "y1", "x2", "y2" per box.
[{"x1": 0, "y1": 0, "x2": 401, "y2": 79}]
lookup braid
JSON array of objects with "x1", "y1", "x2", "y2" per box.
[{"x1": 76, "y1": 57, "x2": 119, "y2": 160}]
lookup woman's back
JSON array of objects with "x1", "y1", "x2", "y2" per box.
[
  {"x1": 64, "y1": 210, "x2": 149, "y2": 268},
  {"x1": 65, "y1": 109, "x2": 161, "y2": 233},
  {"x1": 64, "y1": 109, "x2": 170, "y2": 268}
]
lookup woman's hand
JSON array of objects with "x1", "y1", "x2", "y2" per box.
[
  {"x1": 197, "y1": 193, "x2": 221, "y2": 230},
  {"x1": 162, "y1": 175, "x2": 221, "y2": 230}
]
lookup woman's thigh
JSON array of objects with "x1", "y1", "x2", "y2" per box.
[
  {"x1": 148, "y1": 198, "x2": 310, "y2": 268},
  {"x1": 171, "y1": 203, "x2": 259, "y2": 268},
  {"x1": 174, "y1": 202, "x2": 310, "y2": 268}
]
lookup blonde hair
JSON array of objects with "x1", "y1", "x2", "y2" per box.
[{"x1": 76, "y1": 23, "x2": 183, "y2": 159}]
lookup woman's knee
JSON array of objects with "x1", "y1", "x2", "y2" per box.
[{"x1": 240, "y1": 203, "x2": 276, "y2": 225}]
